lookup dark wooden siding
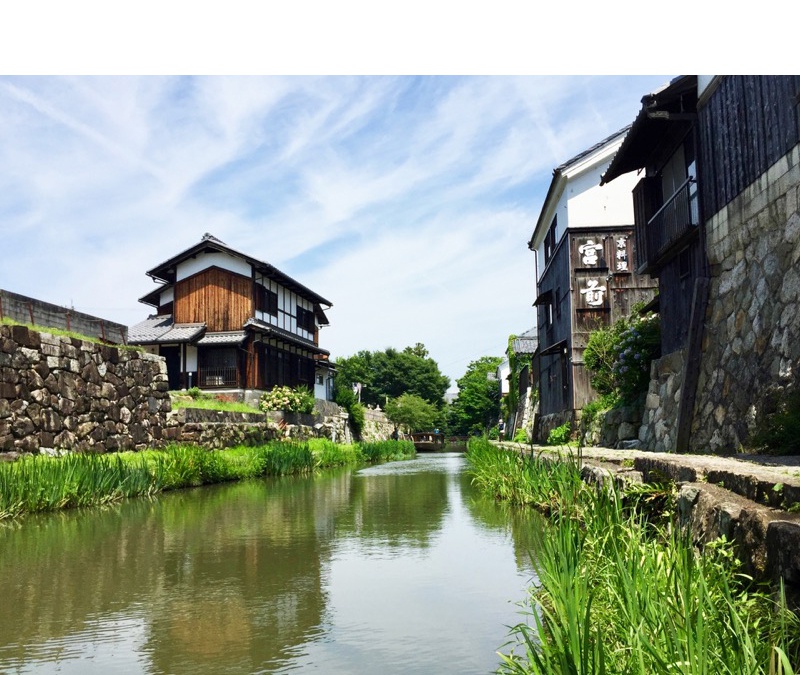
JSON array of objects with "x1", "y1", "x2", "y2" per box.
[
  {"x1": 569, "y1": 228, "x2": 658, "y2": 409},
  {"x1": 537, "y1": 234, "x2": 572, "y2": 417},
  {"x1": 657, "y1": 236, "x2": 704, "y2": 355},
  {"x1": 699, "y1": 76, "x2": 800, "y2": 219},
  {"x1": 174, "y1": 266, "x2": 252, "y2": 332}
]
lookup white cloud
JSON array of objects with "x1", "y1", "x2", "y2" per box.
[{"x1": 0, "y1": 75, "x2": 669, "y2": 388}]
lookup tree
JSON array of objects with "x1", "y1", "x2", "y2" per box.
[
  {"x1": 334, "y1": 345, "x2": 449, "y2": 409},
  {"x1": 385, "y1": 393, "x2": 438, "y2": 433},
  {"x1": 447, "y1": 356, "x2": 503, "y2": 435}
]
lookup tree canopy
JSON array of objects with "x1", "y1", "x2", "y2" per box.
[
  {"x1": 334, "y1": 345, "x2": 450, "y2": 409},
  {"x1": 385, "y1": 393, "x2": 439, "y2": 433},
  {"x1": 447, "y1": 356, "x2": 503, "y2": 435}
]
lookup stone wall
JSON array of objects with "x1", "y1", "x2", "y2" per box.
[
  {"x1": 359, "y1": 407, "x2": 395, "y2": 442},
  {"x1": 0, "y1": 325, "x2": 170, "y2": 453},
  {"x1": 0, "y1": 325, "x2": 354, "y2": 455},
  {"x1": 691, "y1": 143, "x2": 800, "y2": 452},
  {"x1": 535, "y1": 410, "x2": 573, "y2": 444},
  {"x1": 637, "y1": 350, "x2": 685, "y2": 452}
]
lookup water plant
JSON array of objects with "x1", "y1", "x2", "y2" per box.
[
  {"x1": 0, "y1": 439, "x2": 416, "y2": 521},
  {"x1": 465, "y1": 440, "x2": 800, "y2": 673}
]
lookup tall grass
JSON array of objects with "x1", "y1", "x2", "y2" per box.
[
  {"x1": 465, "y1": 439, "x2": 800, "y2": 674},
  {"x1": 0, "y1": 439, "x2": 415, "y2": 520}
]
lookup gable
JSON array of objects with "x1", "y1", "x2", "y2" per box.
[{"x1": 174, "y1": 266, "x2": 252, "y2": 332}]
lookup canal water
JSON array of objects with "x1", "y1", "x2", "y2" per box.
[{"x1": 0, "y1": 453, "x2": 541, "y2": 674}]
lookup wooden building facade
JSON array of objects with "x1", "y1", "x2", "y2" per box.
[
  {"x1": 129, "y1": 234, "x2": 335, "y2": 399},
  {"x1": 530, "y1": 130, "x2": 657, "y2": 430}
]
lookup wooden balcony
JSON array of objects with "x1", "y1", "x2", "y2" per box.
[{"x1": 635, "y1": 177, "x2": 699, "y2": 274}]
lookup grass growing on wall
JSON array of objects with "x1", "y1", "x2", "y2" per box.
[
  {"x1": 0, "y1": 317, "x2": 140, "y2": 351},
  {"x1": 0, "y1": 439, "x2": 416, "y2": 521},
  {"x1": 465, "y1": 438, "x2": 800, "y2": 674}
]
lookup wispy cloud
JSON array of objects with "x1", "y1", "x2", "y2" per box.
[{"x1": 0, "y1": 75, "x2": 669, "y2": 387}]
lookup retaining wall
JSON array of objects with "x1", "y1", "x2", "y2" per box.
[
  {"x1": 0, "y1": 325, "x2": 353, "y2": 455},
  {"x1": 691, "y1": 142, "x2": 800, "y2": 452}
]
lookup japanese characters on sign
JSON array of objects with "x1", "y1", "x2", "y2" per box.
[
  {"x1": 578, "y1": 239, "x2": 603, "y2": 266},
  {"x1": 580, "y1": 279, "x2": 607, "y2": 307},
  {"x1": 615, "y1": 236, "x2": 629, "y2": 273}
]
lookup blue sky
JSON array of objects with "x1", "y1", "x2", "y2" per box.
[{"x1": 0, "y1": 75, "x2": 672, "y2": 389}]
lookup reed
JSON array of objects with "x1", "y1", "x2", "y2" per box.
[
  {"x1": 465, "y1": 441, "x2": 800, "y2": 674},
  {"x1": 0, "y1": 438, "x2": 416, "y2": 520}
]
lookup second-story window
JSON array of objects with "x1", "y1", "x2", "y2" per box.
[
  {"x1": 544, "y1": 215, "x2": 557, "y2": 264},
  {"x1": 256, "y1": 285, "x2": 278, "y2": 316},
  {"x1": 296, "y1": 306, "x2": 315, "y2": 333}
]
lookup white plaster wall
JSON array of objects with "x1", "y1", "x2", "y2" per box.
[
  {"x1": 160, "y1": 287, "x2": 174, "y2": 305},
  {"x1": 567, "y1": 166, "x2": 637, "y2": 228},
  {"x1": 176, "y1": 251, "x2": 251, "y2": 281},
  {"x1": 255, "y1": 278, "x2": 315, "y2": 341}
]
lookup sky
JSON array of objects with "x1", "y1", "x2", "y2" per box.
[
  {"x1": 0, "y1": 2, "x2": 781, "y2": 393},
  {"x1": 0, "y1": 74, "x2": 671, "y2": 390}
]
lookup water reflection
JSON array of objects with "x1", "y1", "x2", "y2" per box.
[{"x1": 0, "y1": 454, "x2": 536, "y2": 674}]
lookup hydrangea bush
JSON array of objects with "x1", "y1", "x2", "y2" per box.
[
  {"x1": 258, "y1": 385, "x2": 316, "y2": 414},
  {"x1": 584, "y1": 310, "x2": 660, "y2": 404},
  {"x1": 612, "y1": 313, "x2": 660, "y2": 401}
]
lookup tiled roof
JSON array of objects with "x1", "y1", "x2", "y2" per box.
[
  {"x1": 195, "y1": 331, "x2": 247, "y2": 346},
  {"x1": 128, "y1": 315, "x2": 173, "y2": 343},
  {"x1": 159, "y1": 323, "x2": 206, "y2": 343},
  {"x1": 513, "y1": 328, "x2": 539, "y2": 354}
]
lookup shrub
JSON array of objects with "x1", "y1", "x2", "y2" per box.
[
  {"x1": 547, "y1": 421, "x2": 571, "y2": 446},
  {"x1": 584, "y1": 311, "x2": 660, "y2": 403},
  {"x1": 333, "y1": 385, "x2": 365, "y2": 438},
  {"x1": 513, "y1": 428, "x2": 529, "y2": 443},
  {"x1": 259, "y1": 385, "x2": 316, "y2": 414}
]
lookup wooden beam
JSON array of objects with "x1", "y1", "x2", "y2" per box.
[{"x1": 675, "y1": 277, "x2": 709, "y2": 452}]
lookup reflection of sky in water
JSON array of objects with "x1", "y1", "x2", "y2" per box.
[{"x1": 0, "y1": 454, "x2": 534, "y2": 675}]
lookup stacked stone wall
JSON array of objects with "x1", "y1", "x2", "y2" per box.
[
  {"x1": 360, "y1": 407, "x2": 395, "y2": 442},
  {"x1": 637, "y1": 350, "x2": 685, "y2": 452},
  {"x1": 691, "y1": 143, "x2": 800, "y2": 452},
  {"x1": 0, "y1": 325, "x2": 169, "y2": 453},
  {"x1": 0, "y1": 325, "x2": 353, "y2": 455}
]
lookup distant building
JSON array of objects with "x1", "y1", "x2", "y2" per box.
[
  {"x1": 528, "y1": 128, "x2": 657, "y2": 440},
  {"x1": 129, "y1": 234, "x2": 335, "y2": 400}
]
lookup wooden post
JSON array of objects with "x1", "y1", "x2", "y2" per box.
[
  {"x1": 675, "y1": 277, "x2": 709, "y2": 453},
  {"x1": 28, "y1": 302, "x2": 34, "y2": 324}
]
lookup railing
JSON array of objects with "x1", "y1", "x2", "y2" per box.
[
  {"x1": 645, "y1": 177, "x2": 699, "y2": 262},
  {"x1": 200, "y1": 367, "x2": 238, "y2": 388}
]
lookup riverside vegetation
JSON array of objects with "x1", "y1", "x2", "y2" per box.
[
  {"x1": 465, "y1": 438, "x2": 800, "y2": 674},
  {"x1": 0, "y1": 439, "x2": 415, "y2": 520}
]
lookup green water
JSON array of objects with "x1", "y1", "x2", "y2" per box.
[{"x1": 0, "y1": 453, "x2": 540, "y2": 674}]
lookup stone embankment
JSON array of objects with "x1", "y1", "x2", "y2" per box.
[
  {"x1": 0, "y1": 324, "x2": 356, "y2": 456},
  {"x1": 516, "y1": 443, "x2": 800, "y2": 607}
]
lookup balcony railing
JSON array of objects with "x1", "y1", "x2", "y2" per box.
[
  {"x1": 645, "y1": 177, "x2": 699, "y2": 263},
  {"x1": 200, "y1": 367, "x2": 238, "y2": 388}
]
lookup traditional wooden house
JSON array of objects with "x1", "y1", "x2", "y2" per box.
[
  {"x1": 601, "y1": 75, "x2": 705, "y2": 357},
  {"x1": 601, "y1": 75, "x2": 800, "y2": 452},
  {"x1": 129, "y1": 234, "x2": 335, "y2": 400},
  {"x1": 528, "y1": 129, "x2": 657, "y2": 439}
]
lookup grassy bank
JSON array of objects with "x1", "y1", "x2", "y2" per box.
[
  {"x1": 0, "y1": 439, "x2": 415, "y2": 520},
  {"x1": 466, "y1": 438, "x2": 800, "y2": 674}
]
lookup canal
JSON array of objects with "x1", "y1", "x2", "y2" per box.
[{"x1": 0, "y1": 453, "x2": 540, "y2": 674}]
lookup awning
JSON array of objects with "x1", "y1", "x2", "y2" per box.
[
  {"x1": 195, "y1": 330, "x2": 247, "y2": 346},
  {"x1": 244, "y1": 317, "x2": 330, "y2": 356},
  {"x1": 539, "y1": 339, "x2": 568, "y2": 357},
  {"x1": 158, "y1": 323, "x2": 206, "y2": 343},
  {"x1": 601, "y1": 76, "x2": 697, "y2": 185},
  {"x1": 533, "y1": 290, "x2": 553, "y2": 307}
]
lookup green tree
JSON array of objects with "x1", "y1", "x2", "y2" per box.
[
  {"x1": 385, "y1": 393, "x2": 438, "y2": 433},
  {"x1": 334, "y1": 345, "x2": 449, "y2": 409},
  {"x1": 448, "y1": 356, "x2": 503, "y2": 435}
]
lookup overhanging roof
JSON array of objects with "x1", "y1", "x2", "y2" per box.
[
  {"x1": 601, "y1": 75, "x2": 697, "y2": 185},
  {"x1": 195, "y1": 330, "x2": 246, "y2": 346},
  {"x1": 244, "y1": 317, "x2": 330, "y2": 356},
  {"x1": 145, "y1": 233, "x2": 333, "y2": 307}
]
